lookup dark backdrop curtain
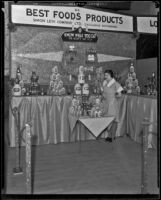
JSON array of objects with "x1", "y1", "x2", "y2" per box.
[{"x1": 136, "y1": 34, "x2": 158, "y2": 59}]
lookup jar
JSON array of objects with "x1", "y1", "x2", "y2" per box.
[
  {"x1": 78, "y1": 73, "x2": 85, "y2": 84},
  {"x1": 12, "y1": 83, "x2": 21, "y2": 96}
]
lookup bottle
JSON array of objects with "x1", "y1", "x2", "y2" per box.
[
  {"x1": 16, "y1": 66, "x2": 22, "y2": 81},
  {"x1": 19, "y1": 80, "x2": 24, "y2": 88},
  {"x1": 88, "y1": 74, "x2": 91, "y2": 81},
  {"x1": 26, "y1": 87, "x2": 30, "y2": 96},
  {"x1": 130, "y1": 63, "x2": 134, "y2": 73},
  {"x1": 152, "y1": 72, "x2": 155, "y2": 79},
  {"x1": 152, "y1": 72, "x2": 156, "y2": 88},
  {"x1": 82, "y1": 83, "x2": 89, "y2": 96},
  {"x1": 21, "y1": 87, "x2": 26, "y2": 96},
  {"x1": 31, "y1": 71, "x2": 37, "y2": 84},
  {"x1": 153, "y1": 86, "x2": 157, "y2": 96},
  {"x1": 74, "y1": 83, "x2": 82, "y2": 95},
  {"x1": 12, "y1": 78, "x2": 21, "y2": 96},
  {"x1": 93, "y1": 87, "x2": 97, "y2": 94},
  {"x1": 78, "y1": 73, "x2": 85, "y2": 84},
  {"x1": 147, "y1": 86, "x2": 151, "y2": 96},
  {"x1": 41, "y1": 88, "x2": 44, "y2": 96},
  {"x1": 136, "y1": 86, "x2": 140, "y2": 95}
]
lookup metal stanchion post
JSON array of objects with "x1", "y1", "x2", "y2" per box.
[
  {"x1": 79, "y1": 121, "x2": 81, "y2": 153},
  {"x1": 141, "y1": 117, "x2": 150, "y2": 194},
  {"x1": 25, "y1": 124, "x2": 32, "y2": 194},
  {"x1": 13, "y1": 107, "x2": 23, "y2": 175}
]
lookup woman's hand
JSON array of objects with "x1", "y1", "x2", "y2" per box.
[{"x1": 115, "y1": 92, "x2": 122, "y2": 98}]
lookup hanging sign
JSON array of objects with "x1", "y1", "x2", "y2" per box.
[
  {"x1": 11, "y1": 5, "x2": 133, "y2": 32},
  {"x1": 137, "y1": 17, "x2": 157, "y2": 34},
  {"x1": 62, "y1": 27, "x2": 98, "y2": 42}
]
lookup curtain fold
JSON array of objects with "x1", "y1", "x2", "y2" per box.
[{"x1": 126, "y1": 95, "x2": 157, "y2": 148}]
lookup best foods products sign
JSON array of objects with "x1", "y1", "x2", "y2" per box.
[{"x1": 11, "y1": 5, "x2": 133, "y2": 32}]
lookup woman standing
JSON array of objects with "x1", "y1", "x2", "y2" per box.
[{"x1": 102, "y1": 69, "x2": 123, "y2": 142}]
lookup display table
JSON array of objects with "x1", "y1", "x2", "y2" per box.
[
  {"x1": 69, "y1": 115, "x2": 114, "y2": 138},
  {"x1": 79, "y1": 116, "x2": 115, "y2": 138},
  {"x1": 9, "y1": 95, "x2": 157, "y2": 148},
  {"x1": 69, "y1": 116, "x2": 115, "y2": 152}
]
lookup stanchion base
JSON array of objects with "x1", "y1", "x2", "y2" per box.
[{"x1": 13, "y1": 167, "x2": 23, "y2": 175}]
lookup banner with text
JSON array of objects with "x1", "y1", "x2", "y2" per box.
[
  {"x1": 62, "y1": 27, "x2": 98, "y2": 42},
  {"x1": 11, "y1": 5, "x2": 133, "y2": 32},
  {"x1": 137, "y1": 17, "x2": 157, "y2": 34}
]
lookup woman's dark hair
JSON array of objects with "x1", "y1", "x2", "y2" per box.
[{"x1": 104, "y1": 69, "x2": 114, "y2": 78}]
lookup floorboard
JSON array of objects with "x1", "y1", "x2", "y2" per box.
[{"x1": 5, "y1": 136, "x2": 158, "y2": 194}]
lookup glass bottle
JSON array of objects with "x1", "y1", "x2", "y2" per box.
[
  {"x1": 16, "y1": 66, "x2": 22, "y2": 81},
  {"x1": 147, "y1": 77, "x2": 151, "y2": 95},
  {"x1": 12, "y1": 78, "x2": 21, "y2": 96},
  {"x1": 26, "y1": 86, "x2": 30, "y2": 96},
  {"x1": 152, "y1": 72, "x2": 155, "y2": 79},
  {"x1": 41, "y1": 88, "x2": 44, "y2": 96}
]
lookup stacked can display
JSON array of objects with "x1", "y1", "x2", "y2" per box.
[
  {"x1": 48, "y1": 66, "x2": 66, "y2": 95},
  {"x1": 124, "y1": 63, "x2": 140, "y2": 94}
]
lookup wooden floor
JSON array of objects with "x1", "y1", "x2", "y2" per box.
[{"x1": 4, "y1": 136, "x2": 158, "y2": 194}]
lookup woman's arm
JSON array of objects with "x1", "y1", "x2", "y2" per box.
[{"x1": 115, "y1": 82, "x2": 123, "y2": 98}]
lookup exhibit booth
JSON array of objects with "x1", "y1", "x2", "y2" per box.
[
  {"x1": 6, "y1": 3, "x2": 157, "y2": 149},
  {"x1": 3, "y1": 2, "x2": 159, "y2": 195}
]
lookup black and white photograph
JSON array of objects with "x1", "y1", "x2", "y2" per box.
[{"x1": 1, "y1": 1, "x2": 160, "y2": 198}]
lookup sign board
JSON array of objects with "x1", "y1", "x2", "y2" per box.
[
  {"x1": 11, "y1": 5, "x2": 133, "y2": 32},
  {"x1": 137, "y1": 17, "x2": 157, "y2": 34},
  {"x1": 62, "y1": 27, "x2": 98, "y2": 42}
]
